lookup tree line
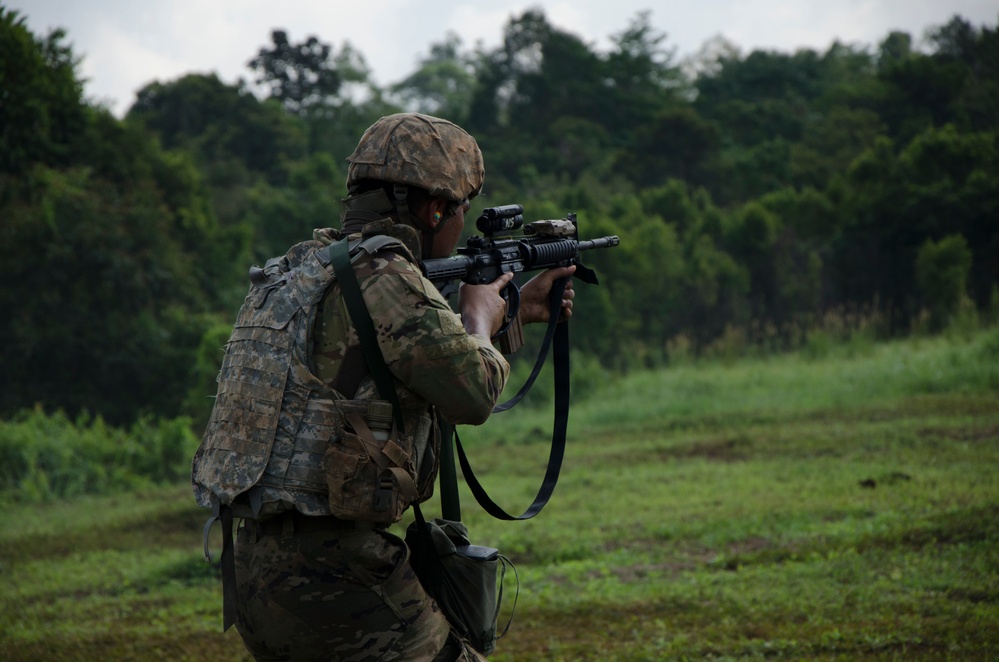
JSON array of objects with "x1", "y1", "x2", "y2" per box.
[{"x1": 1, "y1": 5, "x2": 996, "y2": 429}]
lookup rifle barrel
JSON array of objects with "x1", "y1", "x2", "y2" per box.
[{"x1": 578, "y1": 236, "x2": 620, "y2": 251}]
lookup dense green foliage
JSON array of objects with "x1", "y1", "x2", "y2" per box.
[
  {"x1": 1, "y1": 9, "x2": 250, "y2": 425},
  {"x1": 1, "y1": 4, "x2": 997, "y2": 426},
  {"x1": 1, "y1": 328, "x2": 996, "y2": 659},
  {"x1": 0, "y1": 408, "x2": 198, "y2": 502}
]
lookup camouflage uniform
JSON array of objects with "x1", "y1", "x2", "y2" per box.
[
  {"x1": 195, "y1": 112, "x2": 498, "y2": 660},
  {"x1": 230, "y1": 227, "x2": 507, "y2": 661}
]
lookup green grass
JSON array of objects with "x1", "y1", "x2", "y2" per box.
[{"x1": 2, "y1": 329, "x2": 997, "y2": 660}]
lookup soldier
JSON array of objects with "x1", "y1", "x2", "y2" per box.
[{"x1": 192, "y1": 113, "x2": 575, "y2": 661}]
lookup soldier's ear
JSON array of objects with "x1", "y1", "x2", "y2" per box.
[{"x1": 426, "y1": 199, "x2": 449, "y2": 230}]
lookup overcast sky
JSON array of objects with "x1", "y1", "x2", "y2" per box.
[{"x1": 8, "y1": 0, "x2": 998, "y2": 116}]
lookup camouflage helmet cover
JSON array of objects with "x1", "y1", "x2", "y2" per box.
[{"x1": 346, "y1": 113, "x2": 484, "y2": 202}]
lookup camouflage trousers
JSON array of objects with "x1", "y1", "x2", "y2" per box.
[{"x1": 233, "y1": 520, "x2": 485, "y2": 661}]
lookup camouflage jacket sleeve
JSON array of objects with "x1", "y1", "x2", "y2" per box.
[{"x1": 354, "y1": 250, "x2": 510, "y2": 426}]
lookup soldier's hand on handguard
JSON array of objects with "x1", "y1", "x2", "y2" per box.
[
  {"x1": 519, "y1": 265, "x2": 576, "y2": 325},
  {"x1": 459, "y1": 272, "x2": 517, "y2": 338}
]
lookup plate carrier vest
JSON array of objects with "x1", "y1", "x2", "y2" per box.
[{"x1": 191, "y1": 232, "x2": 416, "y2": 521}]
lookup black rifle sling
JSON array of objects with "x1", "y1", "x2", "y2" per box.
[
  {"x1": 493, "y1": 276, "x2": 570, "y2": 412},
  {"x1": 454, "y1": 276, "x2": 570, "y2": 520}
]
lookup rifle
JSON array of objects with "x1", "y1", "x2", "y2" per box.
[
  {"x1": 423, "y1": 205, "x2": 618, "y2": 524},
  {"x1": 421, "y1": 204, "x2": 620, "y2": 352}
]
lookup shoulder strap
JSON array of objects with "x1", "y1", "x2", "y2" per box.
[{"x1": 328, "y1": 238, "x2": 406, "y2": 433}]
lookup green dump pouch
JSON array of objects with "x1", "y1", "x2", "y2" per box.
[{"x1": 406, "y1": 510, "x2": 517, "y2": 656}]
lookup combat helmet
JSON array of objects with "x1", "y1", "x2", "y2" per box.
[{"x1": 346, "y1": 113, "x2": 484, "y2": 202}]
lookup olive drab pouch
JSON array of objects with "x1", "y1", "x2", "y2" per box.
[
  {"x1": 406, "y1": 512, "x2": 518, "y2": 656},
  {"x1": 323, "y1": 401, "x2": 419, "y2": 524}
]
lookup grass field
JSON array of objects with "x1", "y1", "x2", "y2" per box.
[{"x1": 1, "y1": 329, "x2": 997, "y2": 660}]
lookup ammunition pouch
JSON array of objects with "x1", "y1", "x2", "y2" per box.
[{"x1": 324, "y1": 405, "x2": 420, "y2": 524}]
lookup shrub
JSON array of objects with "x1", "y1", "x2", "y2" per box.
[{"x1": 0, "y1": 408, "x2": 198, "y2": 502}]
